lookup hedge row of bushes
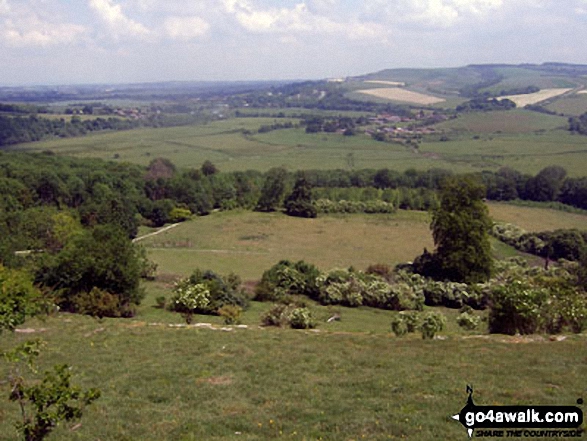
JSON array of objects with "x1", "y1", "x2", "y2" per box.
[
  {"x1": 314, "y1": 199, "x2": 396, "y2": 214},
  {"x1": 492, "y1": 223, "x2": 587, "y2": 262}
]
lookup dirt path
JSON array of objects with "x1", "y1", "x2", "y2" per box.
[{"x1": 132, "y1": 223, "x2": 181, "y2": 243}]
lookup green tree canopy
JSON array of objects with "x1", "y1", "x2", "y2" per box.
[{"x1": 415, "y1": 176, "x2": 493, "y2": 283}]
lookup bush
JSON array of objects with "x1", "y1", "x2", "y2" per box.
[
  {"x1": 288, "y1": 307, "x2": 315, "y2": 329},
  {"x1": 419, "y1": 311, "x2": 446, "y2": 339},
  {"x1": 218, "y1": 304, "x2": 243, "y2": 325},
  {"x1": 457, "y1": 311, "x2": 481, "y2": 331},
  {"x1": 0, "y1": 265, "x2": 43, "y2": 332},
  {"x1": 171, "y1": 269, "x2": 248, "y2": 316},
  {"x1": 73, "y1": 287, "x2": 124, "y2": 318},
  {"x1": 254, "y1": 260, "x2": 320, "y2": 301},
  {"x1": 391, "y1": 316, "x2": 408, "y2": 336},
  {"x1": 155, "y1": 296, "x2": 166, "y2": 309},
  {"x1": 488, "y1": 280, "x2": 547, "y2": 335}
]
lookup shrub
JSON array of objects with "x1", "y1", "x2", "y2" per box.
[
  {"x1": 155, "y1": 296, "x2": 166, "y2": 309},
  {"x1": 255, "y1": 260, "x2": 320, "y2": 301},
  {"x1": 457, "y1": 312, "x2": 481, "y2": 331},
  {"x1": 288, "y1": 307, "x2": 315, "y2": 329},
  {"x1": 419, "y1": 311, "x2": 446, "y2": 339},
  {"x1": 173, "y1": 282, "x2": 210, "y2": 324},
  {"x1": 72, "y1": 288, "x2": 122, "y2": 318},
  {"x1": 391, "y1": 316, "x2": 408, "y2": 336},
  {"x1": 488, "y1": 280, "x2": 547, "y2": 335},
  {"x1": 218, "y1": 304, "x2": 243, "y2": 325},
  {"x1": 168, "y1": 207, "x2": 192, "y2": 223},
  {"x1": 0, "y1": 265, "x2": 43, "y2": 332},
  {"x1": 171, "y1": 269, "x2": 248, "y2": 316}
]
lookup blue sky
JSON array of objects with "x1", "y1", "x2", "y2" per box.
[{"x1": 1, "y1": 0, "x2": 587, "y2": 85}]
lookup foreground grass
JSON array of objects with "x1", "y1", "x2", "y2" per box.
[{"x1": 1, "y1": 312, "x2": 585, "y2": 441}]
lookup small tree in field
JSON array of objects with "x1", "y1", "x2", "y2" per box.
[{"x1": 256, "y1": 167, "x2": 287, "y2": 212}]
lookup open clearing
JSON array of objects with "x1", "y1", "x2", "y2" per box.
[
  {"x1": 139, "y1": 210, "x2": 433, "y2": 280},
  {"x1": 498, "y1": 88, "x2": 572, "y2": 107},
  {"x1": 356, "y1": 88, "x2": 445, "y2": 105},
  {"x1": 487, "y1": 202, "x2": 587, "y2": 232}
]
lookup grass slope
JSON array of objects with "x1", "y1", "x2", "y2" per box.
[
  {"x1": 140, "y1": 211, "x2": 433, "y2": 281},
  {"x1": 1, "y1": 314, "x2": 585, "y2": 441}
]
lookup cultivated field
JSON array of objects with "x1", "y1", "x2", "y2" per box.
[
  {"x1": 364, "y1": 80, "x2": 406, "y2": 87},
  {"x1": 497, "y1": 88, "x2": 572, "y2": 107},
  {"x1": 355, "y1": 88, "x2": 446, "y2": 105}
]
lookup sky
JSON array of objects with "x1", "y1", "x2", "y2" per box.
[{"x1": 1, "y1": 0, "x2": 587, "y2": 85}]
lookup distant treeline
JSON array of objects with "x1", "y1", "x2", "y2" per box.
[
  {"x1": 456, "y1": 98, "x2": 516, "y2": 112},
  {"x1": 0, "y1": 113, "x2": 209, "y2": 147},
  {"x1": 1, "y1": 153, "x2": 586, "y2": 264}
]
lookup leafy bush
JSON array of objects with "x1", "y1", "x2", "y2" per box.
[
  {"x1": 72, "y1": 287, "x2": 126, "y2": 318},
  {"x1": 419, "y1": 311, "x2": 446, "y2": 339},
  {"x1": 254, "y1": 260, "x2": 320, "y2": 301},
  {"x1": 171, "y1": 269, "x2": 248, "y2": 317},
  {"x1": 173, "y1": 282, "x2": 210, "y2": 324},
  {"x1": 390, "y1": 316, "x2": 408, "y2": 336},
  {"x1": 218, "y1": 304, "x2": 243, "y2": 325},
  {"x1": 0, "y1": 265, "x2": 43, "y2": 332},
  {"x1": 314, "y1": 199, "x2": 395, "y2": 214},
  {"x1": 288, "y1": 307, "x2": 315, "y2": 329},
  {"x1": 457, "y1": 312, "x2": 481, "y2": 331},
  {"x1": 261, "y1": 304, "x2": 315, "y2": 329}
]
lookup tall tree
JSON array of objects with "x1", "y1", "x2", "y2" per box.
[
  {"x1": 255, "y1": 167, "x2": 287, "y2": 212},
  {"x1": 418, "y1": 176, "x2": 493, "y2": 283},
  {"x1": 284, "y1": 173, "x2": 317, "y2": 218}
]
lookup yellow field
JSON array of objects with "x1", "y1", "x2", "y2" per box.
[
  {"x1": 364, "y1": 80, "x2": 406, "y2": 87},
  {"x1": 356, "y1": 88, "x2": 445, "y2": 105},
  {"x1": 498, "y1": 88, "x2": 572, "y2": 107}
]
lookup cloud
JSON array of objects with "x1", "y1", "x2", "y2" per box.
[
  {"x1": 1, "y1": 15, "x2": 86, "y2": 47},
  {"x1": 0, "y1": 0, "x2": 9, "y2": 14},
  {"x1": 163, "y1": 16, "x2": 210, "y2": 40},
  {"x1": 88, "y1": 0, "x2": 150, "y2": 38}
]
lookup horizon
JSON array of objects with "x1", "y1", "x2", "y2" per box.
[{"x1": 1, "y1": 1, "x2": 587, "y2": 86}]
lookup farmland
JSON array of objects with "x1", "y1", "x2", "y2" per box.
[
  {"x1": 498, "y1": 88, "x2": 573, "y2": 107},
  {"x1": 355, "y1": 88, "x2": 445, "y2": 105},
  {"x1": 2, "y1": 63, "x2": 587, "y2": 441}
]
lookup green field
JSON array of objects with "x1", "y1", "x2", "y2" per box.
[
  {"x1": 12, "y1": 110, "x2": 587, "y2": 176},
  {"x1": 546, "y1": 94, "x2": 587, "y2": 116},
  {"x1": 488, "y1": 202, "x2": 587, "y2": 232},
  {"x1": 434, "y1": 110, "x2": 567, "y2": 134},
  {"x1": 1, "y1": 304, "x2": 585, "y2": 441},
  {"x1": 138, "y1": 210, "x2": 433, "y2": 281}
]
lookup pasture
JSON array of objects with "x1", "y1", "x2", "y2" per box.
[
  {"x1": 138, "y1": 210, "x2": 434, "y2": 281},
  {"x1": 12, "y1": 109, "x2": 587, "y2": 176},
  {"x1": 1, "y1": 312, "x2": 585, "y2": 441}
]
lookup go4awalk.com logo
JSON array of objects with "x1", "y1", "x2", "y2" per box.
[{"x1": 452, "y1": 386, "x2": 584, "y2": 438}]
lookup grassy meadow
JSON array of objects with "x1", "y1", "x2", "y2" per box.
[
  {"x1": 137, "y1": 210, "x2": 433, "y2": 281},
  {"x1": 1, "y1": 308, "x2": 586, "y2": 441},
  {"x1": 12, "y1": 111, "x2": 587, "y2": 176}
]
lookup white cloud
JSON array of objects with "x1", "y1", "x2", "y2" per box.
[
  {"x1": 88, "y1": 0, "x2": 150, "y2": 38},
  {"x1": 1, "y1": 15, "x2": 86, "y2": 46},
  {"x1": 163, "y1": 16, "x2": 210, "y2": 40},
  {"x1": 0, "y1": 0, "x2": 10, "y2": 14}
]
